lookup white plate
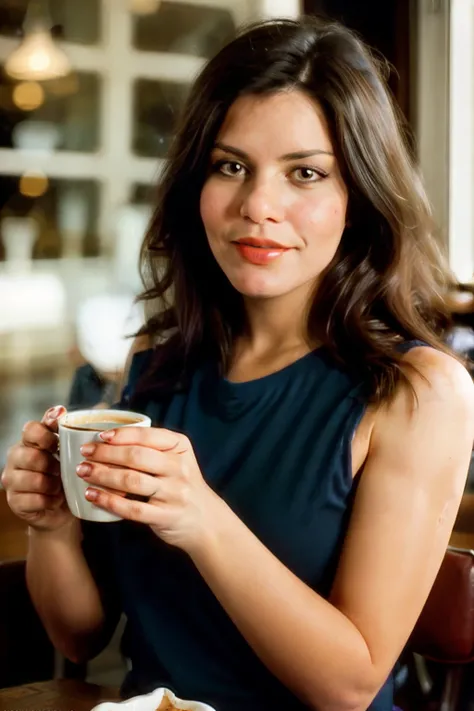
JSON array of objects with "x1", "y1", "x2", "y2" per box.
[{"x1": 91, "y1": 687, "x2": 217, "y2": 711}]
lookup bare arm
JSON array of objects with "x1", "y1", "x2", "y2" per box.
[
  {"x1": 188, "y1": 348, "x2": 474, "y2": 711},
  {"x1": 26, "y1": 522, "x2": 117, "y2": 663}
]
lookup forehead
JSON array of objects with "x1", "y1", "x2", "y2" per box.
[{"x1": 216, "y1": 90, "x2": 334, "y2": 156}]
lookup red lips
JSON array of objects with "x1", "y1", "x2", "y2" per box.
[
  {"x1": 233, "y1": 237, "x2": 290, "y2": 265},
  {"x1": 235, "y1": 237, "x2": 288, "y2": 249}
]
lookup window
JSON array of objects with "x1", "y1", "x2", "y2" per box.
[
  {"x1": 416, "y1": 0, "x2": 474, "y2": 283},
  {"x1": 132, "y1": 78, "x2": 189, "y2": 158},
  {"x1": 448, "y1": 0, "x2": 474, "y2": 282},
  {"x1": 132, "y1": 1, "x2": 235, "y2": 57},
  {"x1": 0, "y1": 175, "x2": 100, "y2": 260},
  {"x1": 0, "y1": 70, "x2": 100, "y2": 152}
]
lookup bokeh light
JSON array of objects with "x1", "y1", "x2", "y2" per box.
[
  {"x1": 19, "y1": 171, "x2": 49, "y2": 198},
  {"x1": 13, "y1": 81, "x2": 45, "y2": 111}
]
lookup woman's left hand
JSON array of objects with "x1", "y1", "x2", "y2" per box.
[{"x1": 77, "y1": 427, "x2": 223, "y2": 553}]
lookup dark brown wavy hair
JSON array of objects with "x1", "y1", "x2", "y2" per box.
[{"x1": 135, "y1": 15, "x2": 453, "y2": 403}]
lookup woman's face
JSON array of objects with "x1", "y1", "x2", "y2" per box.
[{"x1": 200, "y1": 90, "x2": 348, "y2": 301}]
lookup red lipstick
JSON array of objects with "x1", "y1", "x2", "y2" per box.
[{"x1": 233, "y1": 237, "x2": 290, "y2": 266}]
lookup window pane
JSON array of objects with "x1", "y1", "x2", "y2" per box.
[
  {"x1": 0, "y1": 0, "x2": 101, "y2": 45},
  {"x1": 0, "y1": 70, "x2": 100, "y2": 153},
  {"x1": 132, "y1": 79, "x2": 189, "y2": 158},
  {"x1": 0, "y1": 175, "x2": 100, "y2": 260},
  {"x1": 132, "y1": 1, "x2": 235, "y2": 57},
  {"x1": 130, "y1": 183, "x2": 156, "y2": 205}
]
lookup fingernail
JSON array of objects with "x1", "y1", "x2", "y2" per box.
[
  {"x1": 99, "y1": 430, "x2": 116, "y2": 441},
  {"x1": 76, "y1": 463, "x2": 91, "y2": 477},
  {"x1": 80, "y1": 444, "x2": 96, "y2": 456},
  {"x1": 46, "y1": 405, "x2": 64, "y2": 421},
  {"x1": 85, "y1": 488, "x2": 98, "y2": 501}
]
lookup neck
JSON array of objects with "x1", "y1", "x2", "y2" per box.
[{"x1": 239, "y1": 285, "x2": 317, "y2": 356}]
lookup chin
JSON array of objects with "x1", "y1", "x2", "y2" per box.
[{"x1": 226, "y1": 271, "x2": 293, "y2": 299}]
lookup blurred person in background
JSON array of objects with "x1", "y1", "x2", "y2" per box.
[{"x1": 2, "y1": 16, "x2": 474, "y2": 711}]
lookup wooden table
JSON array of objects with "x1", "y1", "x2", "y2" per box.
[{"x1": 0, "y1": 680, "x2": 119, "y2": 711}]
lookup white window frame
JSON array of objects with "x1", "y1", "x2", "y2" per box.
[
  {"x1": 417, "y1": 0, "x2": 474, "y2": 283},
  {"x1": 448, "y1": 0, "x2": 474, "y2": 282},
  {"x1": 415, "y1": 0, "x2": 450, "y2": 251}
]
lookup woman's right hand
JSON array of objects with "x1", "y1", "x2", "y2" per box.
[{"x1": 1, "y1": 405, "x2": 74, "y2": 532}]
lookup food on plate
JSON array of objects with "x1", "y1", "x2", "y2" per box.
[
  {"x1": 156, "y1": 698, "x2": 181, "y2": 711},
  {"x1": 90, "y1": 687, "x2": 215, "y2": 711}
]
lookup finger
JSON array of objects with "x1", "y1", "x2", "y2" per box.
[
  {"x1": 98, "y1": 426, "x2": 188, "y2": 453},
  {"x1": 41, "y1": 405, "x2": 67, "y2": 432},
  {"x1": 84, "y1": 487, "x2": 171, "y2": 525},
  {"x1": 22, "y1": 420, "x2": 60, "y2": 453},
  {"x1": 10, "y1": 470, "x2": 62, "y2": 496},
  {"x1": 79, "y1": 442, "x2": 176, "y2": 477},
  {"x1": 14, "y1": 447, "x2": 60, "y2": 476},
  {"x1": 77, "y1": 462, "x2": 177, "y2": 500},
  {"x1": 9, "y1": 491, "x2": 65, "y2": 515}
]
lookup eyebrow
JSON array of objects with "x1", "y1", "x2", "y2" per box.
[{"x1": 213, "y1": 142, "x2": 334, "y2": 161}]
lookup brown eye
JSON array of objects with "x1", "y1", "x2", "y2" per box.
[
  {"x1": 292, "y1": 167, "x2": 326, "y2": 183},
  {"x1": 216, "y1": 161, "x2": 247, "y2": 177}
]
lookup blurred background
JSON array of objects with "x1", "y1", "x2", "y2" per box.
[{"x1": 0, "y1": 0, "x2": 474, "y2": 708}]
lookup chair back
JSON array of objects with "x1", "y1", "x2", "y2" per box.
[
  {"x1": 410, "y1": 547, "x2": 474, "y2": 663},
  {"x1": 0, "y1": 559, "x2": 55, "y2": 687}
]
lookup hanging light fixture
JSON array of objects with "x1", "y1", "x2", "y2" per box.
[
  {"x1": 130, "y1": 0, "x2": 161, "y2": 15},
  {"x1": 5, "y1": 0, "x2": 71, "y2": 82}
]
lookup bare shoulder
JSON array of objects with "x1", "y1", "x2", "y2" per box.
[
  {"x1": 401, "y1": 346, "x2": 474, "y2": 414},
  {"x1": 370, "y1": 345, "x2": 474, "y2": 480},
  {"x1": 352, "y1": 347, "x2": 474, "y2": 477}
]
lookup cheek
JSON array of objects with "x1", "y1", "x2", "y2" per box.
[
  {"x1": 200, "y1": 182, "x2": 228, "y2": 237},
  {"x1": 293, "y1": 195, "x2": 347, "y2": 244}
]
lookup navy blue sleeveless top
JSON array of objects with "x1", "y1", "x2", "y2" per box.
[{"x1": 83, "y1": 345, "x2": 410, "y2": 711}]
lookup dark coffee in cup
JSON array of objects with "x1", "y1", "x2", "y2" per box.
[{"x1": 63, "y1": 413, "x2": 143, "y2": 431}]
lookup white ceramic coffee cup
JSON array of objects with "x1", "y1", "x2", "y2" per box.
[{"x1": 57, "y1": 409, "x2": 151, "y2": 523}]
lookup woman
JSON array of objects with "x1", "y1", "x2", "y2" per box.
[{"x1": 2, "y1": 16, "x2": 474, "y2": 711}]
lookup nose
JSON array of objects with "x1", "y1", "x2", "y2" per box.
[{"x1": 239, "y1": 179, "x2": 285, "y2": 224}]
